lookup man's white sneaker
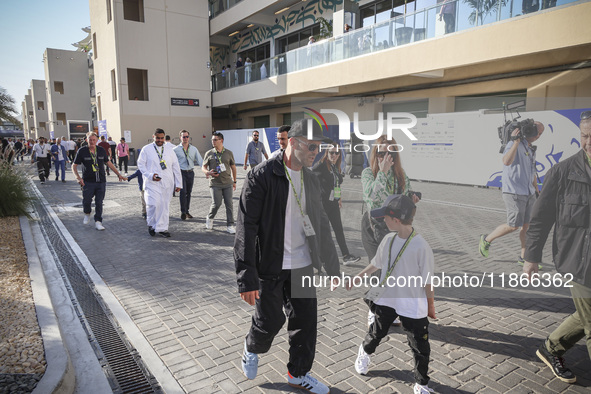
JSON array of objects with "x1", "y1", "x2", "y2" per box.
[
  {"x1": 287, "y1": 372, "x2": 329, "y2": 394},
  {"x1": 355, "y1": 344, "x2": 371, "y2": 375},
  {"x1": 95, "y1": 221, "x2": 105, "y2": 231},
  {"x1": 205, "y1": 217, "x2": 213, "y2": 230},
  {"x1": 227, "y1": 226, "x2": 236, "y2": 234},
  {"x1": 241, "y1": 340, "x2": 258, "y2": 379},
  {"x1": 83, "y1": 214, "x2": 90, "y2": 225},
  {"x1": 413, "y1": 383, "x2": 436, "y2": 394}
]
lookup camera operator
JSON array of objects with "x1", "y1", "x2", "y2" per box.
[{"x1": 479, "y1": 121, "x2": 544, "y2": 264}]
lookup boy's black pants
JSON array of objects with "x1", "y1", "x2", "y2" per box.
[
  {"x1": 363, "y1": 302, "x2": 431, "y2": 385},
  {"x1": 246, "y1": 265, "x2": 316, "y2": 377}
]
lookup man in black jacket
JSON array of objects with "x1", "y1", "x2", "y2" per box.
[
  {"x1": 524, "y1": 111, "x2": 591, "y2": 384},
  {"x1": 235, "y1": 119, "x2": 340, "y2": 394}
]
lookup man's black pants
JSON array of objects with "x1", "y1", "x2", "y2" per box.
[
  {"x1": 36, "y1": 158, "x2": 50, "y2": 181},
  {"x1": 119, "y1": 155, "x2": 129, "y2": 173},
  {"x1": 179, "y1": 170, "x2": 194, "y2": 214},
  {"x1": 363, "y1": 302, "x2": 431, "y2": 385},
  {"x1": 246, "y1": 266, "x2": 317, "y2": 377},
  {"x1": 82, "y1": 182, "x2": 106, "y2": 222},
  {"x1": 68, "y1": 150, "x2": 76, "y2": 163}
]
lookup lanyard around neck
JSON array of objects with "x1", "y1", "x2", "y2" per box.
[
  {"x1": 379, "y1": 228, "x2": 416, "y2": 287},
  {"x1": 283, "y1": 161, "x2": 305, "y2": 217},
  {"x1": 154, "y1": 144, "x2": 163, "y2": 159}
]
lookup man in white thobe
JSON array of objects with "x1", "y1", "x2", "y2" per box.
[{"x1": 137, "y1": 128, "x2": 182, "y2": 238}]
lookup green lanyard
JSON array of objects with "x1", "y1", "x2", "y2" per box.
[
  {"x1": 379, "y1": 229, "x2": 416, "y2": 287},
  {"x1": 283, "y1": 161, "x2": 305, "y2": 217},
  {"x1": 184, "y1": 145, "x2": 191, "y2": 165},
  {"x1": 215, "y1": 148, "x2": 225, "y2": 164},
  {"x1": 153, "y1": 144, "x2": 163, "y2": 159}
]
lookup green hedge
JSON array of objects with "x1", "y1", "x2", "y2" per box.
[{"x1": 0, "y1": 162, "x2": 35, "y2": 218}]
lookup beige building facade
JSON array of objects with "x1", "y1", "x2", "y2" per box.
[
  {"x1": 89, "y1": 0, "x2": 212, "y2": 152},
  {"x1": 30, "y1": 80, "x2": 49, "y2": 139},
  {"x1": 43, "y1": 48, "x2": 93, "y2": 139}
]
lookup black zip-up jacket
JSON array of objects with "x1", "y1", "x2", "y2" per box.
[
  {"x1": 525, "y1": 149, "x2": 591, "y2": 286},
  {"x1": 235, "y1": 153, "x2": 341, "y2": 293},
  {"x1": 312, "y1": 160, "x2": 343, "y2": 202}
]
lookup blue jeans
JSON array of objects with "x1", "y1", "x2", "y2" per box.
[
  {"x1": 54, "y1": 160, "x2": 66, "y2": 180},
  {"x1": 82, "y1": 182, "x2": 106, "y2": 222}
]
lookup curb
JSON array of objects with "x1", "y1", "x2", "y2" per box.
[{"x1": 21, "y1": 215, "x2": 75, "y2": 394}]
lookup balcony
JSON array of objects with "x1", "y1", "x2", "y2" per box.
[{"x1": 211, "y1": 0, "x2": 586, "y2": 93}]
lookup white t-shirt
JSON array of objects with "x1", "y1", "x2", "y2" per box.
[
  {"x1": 370, "y1": 232, "x2": 434, "y2": 319},
  {"x1": 282, "y1": 167, "x2": 312, "y2": 270}
]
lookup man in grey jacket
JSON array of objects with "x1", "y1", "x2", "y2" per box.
[{"x1": 524, "y1": 111, "x2": 591, "y2": 384}]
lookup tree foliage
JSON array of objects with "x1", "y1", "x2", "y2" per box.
[{"x1": 0, "y1": 87, "x2": 21, "y2": 126}]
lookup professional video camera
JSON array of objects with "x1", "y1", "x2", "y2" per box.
[{"x1": 497, "y1": 100, "x2": 538, "y2": 153}]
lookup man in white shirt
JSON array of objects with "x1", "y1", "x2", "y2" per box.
[
  {"x1": 31, "y1": 137, "x2": 51, "y2": 183},
  {"x1": 137, "y1": 128, "x2": 182, "y2": 238}
]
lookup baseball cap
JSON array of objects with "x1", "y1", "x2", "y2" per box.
[
  {"x1": 288, "y1": 119, "x2": 333, "y2": 143},
  {"x1": 370, "y1": 194, "x2": 416, "y2": 221}
]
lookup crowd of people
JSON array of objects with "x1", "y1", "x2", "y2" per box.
[{"x1": 15, "y1": 112, "x2": 591, "y2": 392}]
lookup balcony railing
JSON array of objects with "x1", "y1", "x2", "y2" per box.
[
  {"x1": 211, "y1": 0, "x2": 584, "y2": 92},
  {"x1": 209, "y1": 0, "x2": 243, "y2": 19}
]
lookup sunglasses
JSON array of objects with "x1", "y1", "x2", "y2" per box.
[
  {"x1": 328, "y1": 151, "x2": 340, "y2": 156},
  {"x1": 296, "y1": 138, "x2": 319, "y2": 152},
  {"x1": 182, "y1": 136, "x2": 190, "y2": 139},
  {"x1": 581, "y1": 110, "x2": 591, "y2": 120},
  {"x1": 376, "y1": 151, "x2": 397, "y2": 158}
]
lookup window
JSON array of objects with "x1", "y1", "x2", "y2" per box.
[
  {"x1": 54, "y1": 81, "x2": 64, "y2": 94},
  {"x1": 123, "y1": 0, "x2": 145, "y2": 22},
  {"x1": 111, "y1": 69, "x2": 117, "y2": 101},
  {"x1": 37, "y1": 101, "x2": 44, "y2": 111},
  {"x1": 282, "y1": 112, "x2": 304, "y2": 126},
  {"x1": 275, "y1": 25, "x2": 321, "y2": 54},
  {"x1": 97, "y1": 96, "x2": 102, "y2": 120},
  {"x1": 106, "y1": 0, "x2": 112, "y2": 23},
  {"x1": 382, "y1": 99, "x2": 429, "y2": 118},
  {"x1": 253, "y1": 115, "x2": 270, "y2": 128},
  {"x1": 56, "y1": 113, "x2": 67, "y2": 126},
  {"x1": 93, "y1": 33, "x2": 97, "y2": 59},
  {"x1": 238, "y1": 42, "x2": 271, "y2": 64},
  {"x1": 28, "y1": 111, "x2": 33, "y2": 116},
  {"x1": 39, "y1": 122, "x2": 46, "y2": 130},
  {"x1": 454, "y1": 91, "x2": 527, "y2": 112},
  {"x1": 127, "y1": 68, "x2": 149, "y2": 101}
]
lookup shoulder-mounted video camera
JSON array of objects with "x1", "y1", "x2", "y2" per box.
[{"x1": 497, "y1": 100, "x2": 538, "y2": 153}]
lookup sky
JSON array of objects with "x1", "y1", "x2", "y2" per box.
[{"x1": 0, "y1": 0, "x2": 90, "y2": 116}]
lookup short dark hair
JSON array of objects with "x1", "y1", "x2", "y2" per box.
[
  {"x1": 278, "y1": 125, "x2": 291, "y2": 133},
  {"x1": 179, "y1": 129, "x2": 189, "y2": 136},
  {"x1": 165, "y1": 135, "x2": 171, "y2": 141},
  {"x1": 212, "y1": 132, "x2": 224, "y2": 140},
  {"x1": 154, "y1": 128, "x2": 165, "y2": 135}
]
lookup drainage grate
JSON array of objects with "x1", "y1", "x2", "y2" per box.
[{"x1": 34, "y1": 201, "x2": 162, "y2": 394}]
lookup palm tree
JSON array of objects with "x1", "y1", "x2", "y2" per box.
[
  {"x1": 0, "y1": 87, "x2": 21, "y2": 127},
  {"x1": 463, "y1": 0, "x2": 506, "y2": 25}
]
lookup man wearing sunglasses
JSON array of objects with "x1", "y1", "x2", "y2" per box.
[
  {"x1": 235, "y1": 119, "x2": 340, "y2": 394},
  {"x1": 522, "y1": 110, "x2": 591, "y2": 384},
  {"x1": 243, "y1": 130, "x2": 268, "y2": 170}
]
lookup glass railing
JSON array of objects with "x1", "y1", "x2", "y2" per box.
[
  {"x1": 211, "y1": 0, "x2": 585, "y2": 91},
  {"x1": 209, "y1": 0, "x2": 243, "y2": 19}
]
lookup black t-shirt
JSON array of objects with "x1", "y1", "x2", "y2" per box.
[{"x1": 74, "y1": 146, "x2": 108, "y2": 183}]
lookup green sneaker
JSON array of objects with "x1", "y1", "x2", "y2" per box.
[
  {"x1": 518, "y1": 257, "x2": 542, "y2": 270},
  {"x1": 479, "y1": 234, "x2": 491, "y2": 258}
]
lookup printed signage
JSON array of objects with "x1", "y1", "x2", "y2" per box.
[{"x1": 171, "y1": 98, "x2": 199, "y2": 107}]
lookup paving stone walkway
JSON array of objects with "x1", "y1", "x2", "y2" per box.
[{"x1": 30, "y1": 162, "x2": 590, "y2": 393}]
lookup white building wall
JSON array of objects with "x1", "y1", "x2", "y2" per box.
[
  {"x1": 90, "y1": 0, "x2": 212, "y2": 152},
  {"x1": 30, "y1": 80, "x2": 49, "y2": 139},
  {"x1": 43, "y1": 48, "x2": 92, "y2": 139}
]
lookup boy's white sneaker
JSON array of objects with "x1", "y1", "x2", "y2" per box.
[
  {"x1": 205, "y1": 217, "x2": 213, "y2": 230},
  {"x1": 95, "y1": 221, "x2": 105, "y2": 231},
  {"x1": 287, "y1": 372, "x2": 329, "y2": 394},
  {"x1": 413, "y1": 383, "x2": 436, "y2": 394},
  {"x1": 355, "y1": 344, "x2": 371, "y2": 375},
  {"x1": 367, "y1": 311, "x2": 375, "y2": 328},
  {"x1": 83, "y1": 214, "x2": 90, "y2": 225}
]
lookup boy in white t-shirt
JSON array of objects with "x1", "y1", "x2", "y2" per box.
[{"x1": 347, "y1": 194, "x2": 436, "y2": 394}]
